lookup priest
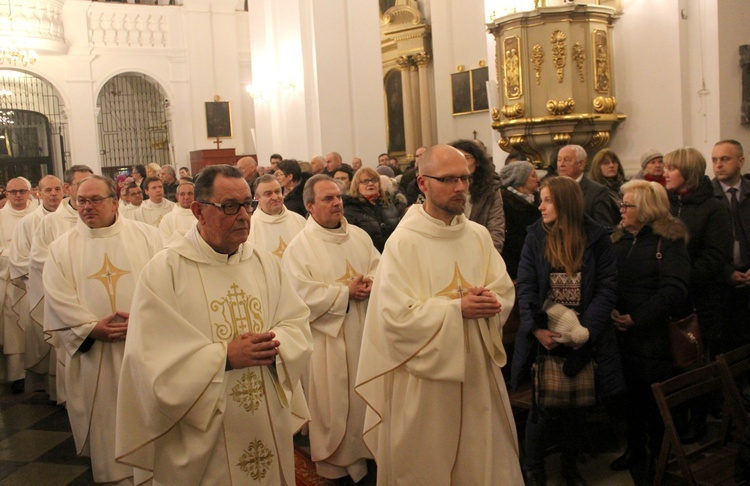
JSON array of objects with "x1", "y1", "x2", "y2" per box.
[
  {"x1": 29, "y1": 165, "x2": 94, "y2": 404},
  {"x1": 158, "y1": 180, "x2": 196, "y2": 239},
  {"x1": 9, "y1": 175, "x2": 63, "y2": 396},
  {"x1": 0, "y1": 178, "x2": 37, "y2": 392},
  {"x1": 132, "y1": 176, "x2": 174, "y2": 226},
  {"x1": 44, "y1": 175, "x2": 163, "y2": 484},
  {"x1": 116, "y1": 165, "x2": 312, "y2": 485},
  {"x1": 248, "y1": 175, "x2": 306, "y2": 260},
  {"x1": 355, "y1": 145, "x2": 523, "y2": 485},
  {"x1": 283, "y1": 175, "x2": 379, "y2": 483}
]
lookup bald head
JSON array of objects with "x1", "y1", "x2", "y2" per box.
[
  {"x1": 236, "y1": 156, "x2": 258, "y2": 180},
  {"x1": 311, "y1": 156, "x2": 325, "y2": 175},
  {"x1": 418, "y1": 145, "x2": 465, "y2": 175},
  {"x1": 417, "y1": 145, "x2": 470, "y2": 224},
  {"x1": 38, "y1": 175, "x2": 63, "y2": 212},
  {"x1": 325, "y1": 152, "x2": 342, "y2": 173}
]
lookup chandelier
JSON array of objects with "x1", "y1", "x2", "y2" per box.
[{"x1": 0, "y1": 43, "x2": 37, "y2": 67}]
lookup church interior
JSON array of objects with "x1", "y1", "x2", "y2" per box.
[{"x1": 0, "y1": 0, "x2": 748, "y2": 484}]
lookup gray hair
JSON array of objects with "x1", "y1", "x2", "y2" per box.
[
  {"x1": 566, "y1": 144, "x2": 588, "y2": 163},
  {"x1": 194, "y1": 164, "x2": 243, "y2": 201},
  {"x1": 63, "y1": 165, "x2": 94, "y2": 184},
  {"x1": 252, "y1": 174, "x2": 278, "y2": 193},
  {"x1": 303, "y1": 174, "x2": 335, "y2": 205},
  {"x1": 79, "y1": 175, "x2": 118, "y2": 198}
]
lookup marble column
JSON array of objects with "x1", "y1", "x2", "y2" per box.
[
  {"x1": 397, "y1": 55, "x2": 416, "y2": 158},
  {"x1": 414, "y1": 51, "x2": 433, "y2": 148}
]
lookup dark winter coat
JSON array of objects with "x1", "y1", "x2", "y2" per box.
[
  {"x1": 343, "y1": 195, "x2": 403, "y2": 253},
  {"x1": 611, "y1": 220, "x2": 690, "y2": 383},
  {"x1": 668, "y1": 176, "x2": 733, "y2": 342},
  {"x1": 499, "y1": 188, "x2": 540, "y2": 280},
  {"x1": 510, "y1": 216, "x2": 625, "y2": 400},
  {"x1": 469, "y1": 173, "x2": 505, "y2": 253},
  {"x1": 283, "y1": 173, "x2": 311, "y2": 218}
]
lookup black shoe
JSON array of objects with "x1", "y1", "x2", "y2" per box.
[
  {"x1": 10, "y1": 379, "x2": 24, "y2": 394},
  {"x1": 561, "y1": 463, "x2": 587, "y2": 486},
  {"x1": 524, "y1": 469, "x2": 546, "y2": 486},
  {"x1": 610, "y1": 448, "x2": 646, "y2": 471}
]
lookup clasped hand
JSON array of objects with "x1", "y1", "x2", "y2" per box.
[
  {"x1": 227, "y1": 332, "x2": 280, "y2": 369},
  {"x1": 348, "y1": 275, "x2": 373, "y2": 302},
  {"x1": 460, "y1": 286, "x2": 502, "y2": 319},
  {"x1": 611, "y1": 309, "x2": 634, "y2": 332},
  {"x1": 89, "y1": 311, "x2": 129, "y2": 342}
]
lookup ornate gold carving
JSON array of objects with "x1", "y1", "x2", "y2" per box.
[
  {"x1": 413, "y1": 52, "x2": 431, "y2": 67},
  {"x1": 593, "y1": 29, "x2": 610, "y2": 93},
  {"x1": 88, "y1": 254, "x2": 130, "y2": 312},
  {"x1": 550, "y1": 30, "x2": 567, "y2": 82},
  {"x1": 237, "y1": 438, "x2": 274, "y2": 480},
  {"x1": 231, "y1": 370, "x2": 264, "y2": 413},
  {"x1": 211, "y1": 284, "x2": 264, "y2": 341},
  {"x1": 491, "y1": 108, "x2": 501, "y2": 122},
  {"x1": 435, "y1": 263, "x2": 473, "y2": 300},
  {"x1": 588, "y1": 131, "x2": 611, "y2": 148},
  {"x1": 553, "y1": 133, "x2": 572, "y2": 146},
  {"x1": 501, "y1": 103, "x2": 525, "y2": 119},
  {"x1": 593, "y1": 96, "x2": 617, "y2": 113},
  {"x1": 335, "y1": 260, "x2": 362, "y2": 284},
  {"x1": 531, "y1": 44, "x2": 544, "y2": 85},
  {"x1": 546, "y1": 98, "x2": 575, "y2": 116},
  {"x1": 503, "y1": 36, "x2": 523, "y2": 100},
  {"x1": 396, "y1": 55, "x2": 414, "y2": 70},
  {"x1": 572, "y1": 42, "x2": 585, "y2": 82}
]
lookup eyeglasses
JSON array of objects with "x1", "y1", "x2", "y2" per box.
[
  {"x1": 198, "y1": 199, "x2": 258, "y2": 215},
  {"x1": 618, "y1": 202, "x2": 637, "y2": 209},
  {"x1": 358, "y1": 178, "x2": 379, "y2": 186},
  {"x1": 6, "y1": 189, "x2": 28, "y2": 196},
  {"x1": 76, "y1": 196, "x2": 113, "y2": 207},
  {"x1": 422, "y1": 174, "x2": 473, "y2": 185}
]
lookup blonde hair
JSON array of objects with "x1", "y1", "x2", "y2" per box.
[
  {"x1": 350, "y1": 167, "x2": 389, "y2": 205},
  {"x1": 145, "y1": 162, "x2": 161, "y2": 178},
  {"x1": 663, "y1": 147, "x2": 705, "y2": 191},
  {"x1": 620, "y1": 179, "x2": 671, "y2": 225},
  {"x1": 541, "y1": 177, "x2": 586, "y2": 276}
]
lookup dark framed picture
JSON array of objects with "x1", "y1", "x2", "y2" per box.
[
  {"x1": 205, "y1": 101, "x2": 232, "y2": 138},
  {"x1": 451, "y1": 71, "x2": 472, "y2": 115},
  {"x1": 471, "y1": 67, "x2": 490, "y2": 112}
]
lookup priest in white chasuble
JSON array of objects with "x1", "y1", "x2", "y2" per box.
[
  {"x1": 355, "y1": 145, "x2": 523, "y2": 485},
  {"x1": 116, "y1": 165, "x2": 312, "y2": 486},
  {"x1": 132, "y1": 177, "x2": 174, "y2": 227},
  {"x1": 0, "y1": 178, "x2": 38, "y2": 392},
  {"x1": 248, "y1": 175, "x2": 306, "y2": 260},
  {"x1": 283, "y1": 175, "x2": 380, "y2": 483},
  {"x1": 29, "y1": 165, "x2": 94, "y2": 405},
  {"x1": 9, "y1": 175, "x2": 63, "y2": 396},
  {"x1": 158, "y1": 180, "x2": 196, "y2": 239},
  {"x1": 44, "y1": 175, "x2": 163, "y2": 485}
]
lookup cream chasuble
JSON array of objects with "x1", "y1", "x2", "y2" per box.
[
  {"x1": 158, "y1": 205, "x2": 196, "y2": 239},
  {"x1": 132, "y1": 198, "x2": 174, "y2": 227},
  {"x1": 28, "y1": 199, "x2": 79, "y2": 404},
  {"x1": 9, "y1": 204, "x2": 53, "y2": 384},
  {"x1": 116, "y1": 229, "x2": 312, "y2": 486},
  {"x1": 44, "y1": 216, "x2": 163, "y2": 483},
  {"x1": 248, "y1": 207, "x2": 306, "y2": 260},
  {"x1": 355, "y1": 206, "x2": 523, "y2": 486},
  {"x1": 282, "y1": 217, "x2": 379, "y2": 480},
  {"x1": 120, "y1": 204, "x2": 139, "y2": 220},
  {"x1": 0, "y1": 200, "x2": 35, "y2": 381}
]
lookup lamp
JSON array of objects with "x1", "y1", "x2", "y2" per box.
[{"x1": 0, "y1": 1, "x2": 37, "y2": 66}]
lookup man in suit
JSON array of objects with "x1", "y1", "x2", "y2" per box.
[
  {"x1": 557, "y1": 144, "x2": 618, "y2": 227},
  {"x1": 712, "y1": 139, "x2": 750, "y2": 349}
]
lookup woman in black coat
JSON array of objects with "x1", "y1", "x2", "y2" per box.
[
  {"x1": 277, "y1": 159, "x2": 308, "y2": 218},
  {"x1": 609, "y1": 180, "x2": 690, "y2": 472},
  {"x1": 499, "y1": 161, "x2": 540, "y2": 280},
  {"x1": 510, "y1": 177, "x2": 623, "y2": 486},
  {"x1": 343, "y1": 167, "x2": 404, "y2": 252}
]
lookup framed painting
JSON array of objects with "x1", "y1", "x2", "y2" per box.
[
  {"x1": 205, "y1": 101, "x2": 232, "y2": 138},
  {"x1": 451, "y1": 71, "x2": 472, "y2": 115}
]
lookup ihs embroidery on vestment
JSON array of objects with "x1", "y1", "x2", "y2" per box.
[{"x1": 211, "y1": 283, "x2": 263, "y2": 340}]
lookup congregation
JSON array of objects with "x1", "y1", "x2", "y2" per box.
[{"x1": 0, "y1": 139, "x2": 746, "y2": 485}]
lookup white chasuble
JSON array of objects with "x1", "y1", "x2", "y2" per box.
[
  {"x1": 9, "y1": 205, "x2": 53, "y2": 381},
  {"x1": 29, "y1": 199, "x2": 80, "y2": 404},
  {"x1": 355, "y1": 205, "x2": 523, "y2": 486},
  {"x1": 132, "y1": 198, "x2": 174, "y2": 227},
  {"x1": 248, "y1": 207, "x2": 306, "y2": 260},
  {"x1": 158, "y1": 205, "x2": 196, "y2": 239},
  {"x1": 44, "y1": 216, "x2": 163, "y2": 483},
  {"x1": 282, "y1": 217, "x2": 379, "y2": 478},
  {"x1": 0, "y1": 201, "x2": 35, "y2": 381},
  {"x1": 116, "y1": 229, "x2": 312, "y2": 486}
]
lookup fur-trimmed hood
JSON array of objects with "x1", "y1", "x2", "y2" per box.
[{"x1": 611, "y1": 217, "x2": 689, "y2": 244}]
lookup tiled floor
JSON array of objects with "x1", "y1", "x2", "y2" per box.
[{"x1": 0, "y1": 387, "x2": 92, "y2": 485}]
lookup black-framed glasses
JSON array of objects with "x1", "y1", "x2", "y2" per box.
[
  {"x1": 6, "y1": 189, "x2": 29, "y2": 196},
  {"x1": 198, "y1": 199, "x2": 258, "y2": 215},
  {"x1": 422, "y1": 174, "x2": 472, "y2": 185},
  {"x1": 618, "y1": 202, "x2": 636, "y2": 209},
  {"x1": 76, "y1": 196, "x2": 113, "y2": 207},
  {"x1": 358, "y1": 178, "x2": 379, "y2": 186}
]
